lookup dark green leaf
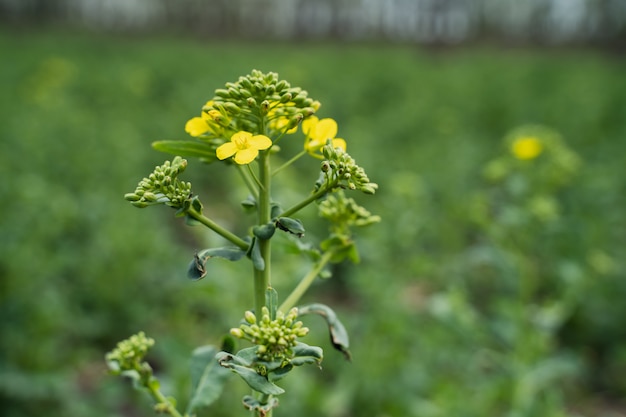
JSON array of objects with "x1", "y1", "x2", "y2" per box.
[
  {"x1": 249, "y1": 237, "x2": 265, "y2": 271},
  {"x1": 186, "y1": 345, "x2": 231, "y2": 415},
  {"x1": 253, "y1": 223, "x2": 275, "y2": 240},
  {"x1": 217, "y1": 352, "x2": 285, "y2": 395},
  {"x1": 298, "y1": 304, "x2": 351, "y2": 361},
  {"x1": 152, "y1": 140, "x2": 218, "y2": 163},
  {"x1": 291, "y1": 342, "x2": 324, "y2": 366},
  {"x1": 187, "y1": 247, "x2": 247, "y2": 280},
  {"x1": 275, "y1": 217, "x2": 305, "y2": 237}
]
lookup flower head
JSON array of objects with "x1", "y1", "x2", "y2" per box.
[
  {"x1": 511, "y1": 136, "x2": 543, "y2": 160},
  {"x1": 302, "y1": 116, "x2": 346, "y2": 158},
  {"x1": 216, "y1": 131, "x2": 272, "y2": 164},
  {"x1": 230, "y1": 306, "x2": 309, "y2": 362}
]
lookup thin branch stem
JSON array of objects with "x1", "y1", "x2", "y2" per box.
[
  {"x1": 278, "y1": 250, "x2": 335, "y2": 313},
  {"x1": 279, "y1": 180, "x2": 337, "y2": 218},
  {"x1": 247, "y1": 163, "x2": 265, "y2": 192},
  {"x1": 272, "y1": 149, "x2": 306, "y2": 177},
  {"x1": 186, "y1": 208, "x2": 249, "y2": 251},
  {"x1": 236, "y1": 164, "x2": 259, "y2": 200},
  {"x1": 147, "y1": 379, "x2": 184, "y2": 417}
]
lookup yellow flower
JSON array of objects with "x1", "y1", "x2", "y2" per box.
[
  {"x1": 185, "y1": 101, "x2": 219, "y2": 137},
  {"x1": 302, "y1": 116, "x2": 346, "y2": 158},
  {"x1": 216, "y1": 131, "x2": 272, "y2": 164},
  {"x1": 185, "y1": 116, "x2": 211, "y2": 137},
  {"x1": 511, "y1": 136, "x2": 543, "y2": 160}
]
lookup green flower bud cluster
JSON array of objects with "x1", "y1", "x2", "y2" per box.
[
  {"x1": 209, "y1": 69, "x2": 320, "y2": 136},
  {"x1": 230, "y1": 307, "x2": 309, "y2": 362},
  {"x1": 105, "y1": 331, "x2": 155, "y2": 373},
  {"x1": 124, "y1": 156, "x2": 192, "y2": 209},
  {"x1": 319, "y1": 141, "x2": 378, "y2": 195},
  {"x1": 319, "y1": 190, "x2": 381, "y2": 235}
]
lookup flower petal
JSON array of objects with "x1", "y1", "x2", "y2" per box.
[
  {"x1": 314, "y1": 118, "x2": 338, "y2": 141},
  {"x1": 234, "y1": 148, "x2": 259, "y2": 164},
  {"x1": 332, "y1": 138, "x2": 347, "y2": 151},
  {"x1": 249, "y1": 135, "x2": 272, "y2": 150},
  {"x1": 216, "y1": 142, "x2": 238, "y2": 160},
  {"x1": 185, "y1": 117, "x2": 210, "y2": 137},
  {"x1": 302, "y1": 116, "x2": 319, "y2": 136}
]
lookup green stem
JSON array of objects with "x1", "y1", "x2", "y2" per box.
[
  {"x1": 279, "y1": 180, "x2": 337, "y2": 218},
  {"x1": 186, "y1": 208, "x2": 249, "y2": 251},
  {"x1": 278, "y1": 250, "x2": 335, "y2": 313},
  {"x1": 236, "y1": 164, "x2": 259, "y2": 200},
  {"x1": 148, "y1": 379, "x2": 184, "y2": 417},
  {"x1": 272, "y1": 149, "x2": 306, "y2": 177},
  {"x1": 254, "y1": 150, "x2": 272, "y2": 313}
]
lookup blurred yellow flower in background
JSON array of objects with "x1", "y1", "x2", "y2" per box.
[{"x1": 511, "y1": 136, "x2": 543, "y2": 160}]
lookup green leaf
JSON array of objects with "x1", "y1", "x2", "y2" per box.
[
  {"x1": 217, "y1": 352, "x2": 285, "y2": 395},
  {"x1": 186, "y1": 345, "x2": 231, "y2": 415},
  {"x1": 298, "y1": 304, "x2": 351, "y2": 361},
  {"x1": 187, "y1": 247, "x2": 247, "y2": 280},
  {"x1": 248, "y1": 237, "x2": 265, "y2": 271},
  {"x1": 152, "y1": 140, "x2": 218, "y2": 163},
  {"x1": 275, "y1": 217, "x2": 305, "y2": 237},
  {"x1": 242, "y1": 395, "x2": 280, "y2": 414},
  {"x1": 253, "y1": 223, "x2": 276, "y2": 240},
  {"x1": 290, "y1": 342, "x2": 324, "y2": 367},
  {"x1": 266, "y1": 287, "x2": 278, "y2": 320}
]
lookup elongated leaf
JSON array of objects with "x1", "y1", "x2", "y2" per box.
[
  {"x1": 187, "y1": 247, "x2": 247, "y2": 280},
  {"x1": 186, "y1": 345, "x2": 231, "y2": 415},
  {"x1": 217, "y1": 352, "x2": 285, "y2": 395},
  {"x1": 248, "y1": 237, "x2": 265, "y2": 271},
  {"x1": 298, "y1": 304, "x2": 351, "y2": 361},
  {"x1": 152, "y1": 140, "x2": 218, "y2": 162},
  {"x1": 266, "y1": 287, "x2": 278, "y2": 320}
]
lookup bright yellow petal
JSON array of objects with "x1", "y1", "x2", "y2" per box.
[
  {"x1": 301, "y1": 116, "x2": 319, "y2": 136},
  {"x1": 249, "y1": 135, "x2": 272, "y2": 150},
  {"x1": 332, "y1": 138, "x2": 347, "y2": 151},
  {"x1": 232, "y1": 131, "x2": 252, "y2": 143},
  {"x1": 185, "y1": 117, "x2": 210, "y2": 137},
  {"x1": 216, "y1": 142, "x2": 237, "y2": 160},
  {"x1": 304, "y1": 138, "x2": 322, "y2": 152},
  {"x1": 234, "y1": 148, "x2": 258, "y2": 164},
  {"x1": 314, "y1": 118, "x2": 338, "y2": 141}
]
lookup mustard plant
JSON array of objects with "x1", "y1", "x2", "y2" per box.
[{"x1": 108, "y1": 70, "x2": 379, "y2": 416}]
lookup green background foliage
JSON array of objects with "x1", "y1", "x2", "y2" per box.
[{"x1": 1, "y1": 29, "x2": 625, "y2": 416}]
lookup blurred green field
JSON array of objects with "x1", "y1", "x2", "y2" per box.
[{"x1": 1, "y1": 29, "x2": 625, "y2": 417}]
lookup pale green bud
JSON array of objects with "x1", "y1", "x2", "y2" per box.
[{"x1": 244, "y1": 311, "x2": 257, "y2": 324}]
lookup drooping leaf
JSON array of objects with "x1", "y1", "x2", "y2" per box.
[
  {"x1": 298, "y1": 303, "x2": 351, "y2": 361},
  {"x1": 186, "y1": 345, "x2": 231, "y2": 415},
  {"x1": 152, "y1": 140, "x2": 218, "y2": 163},
  {"x1": 248, "y1": 237, "x2": 265, "y2": 271},
  {"x1": 187, "y1": 247, "x2": 247, "y2": 280}
]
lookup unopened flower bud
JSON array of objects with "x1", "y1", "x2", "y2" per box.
[
  {"x1": 230, "y1": 328, "x2": 244, "y2": 338},
  {"x1": 244, "y1": 310, "x2": 257, "y2": 324}
]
